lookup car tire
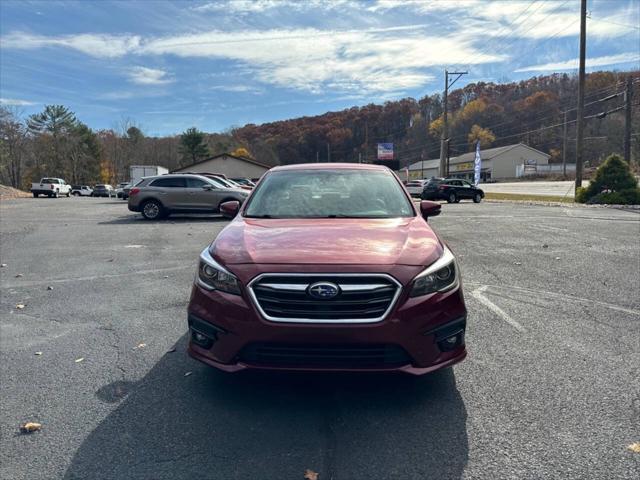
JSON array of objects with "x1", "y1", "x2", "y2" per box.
[
  {"x1": 73, "y1": 192, "x2": 79, "y2": 196},
  {"x1": 447, "y1": 192, "x2": 457, "y2": 203},
  {"x1": 141, "y1": 200, "x2": 164, "y2": 220},
  {"x1": 53, "y1": 190, "x2": 58, "y2": 198},
  {"x1": 473, "y1": 193, "x2": 482, "y2": 203},
  {"x1": 66, "y1": 191, "x2": 70, "y2": 197},
  {"x1": 33, "y1": 193, "x2": 38, "y2": 198}
]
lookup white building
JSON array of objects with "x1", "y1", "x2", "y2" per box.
[
  {"x1": 403, "y1": 143, "x2": 556, "y2": 182},
  {"x1": 172, "y1": 153, "x2": 271, "y2": 180}
]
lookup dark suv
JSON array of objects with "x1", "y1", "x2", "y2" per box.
[
  {"x1": 421, "y1": 178, "x2": 484, "y2": 203},
  {"x1": 127, "y1": 174, "x2": 249, "y2": 220},
  {"x1": 187, "y1": 163, "x2": 467, "y2": 375}
]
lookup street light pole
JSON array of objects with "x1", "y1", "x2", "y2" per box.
[
  {"x1": 574, "y1": 0, "x2": 587, "y2": 194},
  {"x1": 439, "y1": 70, "x2": 467, "y2": 176}
]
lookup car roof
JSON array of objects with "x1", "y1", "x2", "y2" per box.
[{"x1": 271, "y1": 162, "x2": 391, "y2": 172}]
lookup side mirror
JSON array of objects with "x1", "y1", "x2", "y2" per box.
[
  {"x1": 219, "y1": 200, "x2": 240, "y2": 219},
  {"x1": 420, "y1": 200, "x2": 441, "y2": 221}
]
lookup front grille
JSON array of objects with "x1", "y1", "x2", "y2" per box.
[
  {"x1": 239, "y1": 343, "x2": 410, "y2": 368},
  {"x1": 248, "y1": 274, "x2": 401, "y2": 323}
]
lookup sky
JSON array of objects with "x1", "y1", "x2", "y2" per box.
[{"x1": 1, "y1": 0, "x2": 638, "y2": 136}]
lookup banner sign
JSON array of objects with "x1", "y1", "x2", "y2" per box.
[
  {"x1": 474, "y1": 140, "x2": 482, "y2": 186},
  {"x1": 377, "y1": 143, "x2": 394, "y2": 160}
]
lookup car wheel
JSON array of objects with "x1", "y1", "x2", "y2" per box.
[
  {"x1": 141, "y1": 200, "x2": 164, "y2": 220},
  {"x1": 66, "y1": 191, "x2": 70, "y2": 197},
  {"x1": 447, "y1": 192, "x2": 457, "y2": 203},
  {"x1": 53, "y1": 190, "x2": 58, "y2": 198},
  {"x1": 473, "y1": 193, "x2": 482, "y2": 203},
  {"x1": 73, "y1": 192, "x2": 79, "y2": 196},
  {"x1": 33, "y1": 193, "x2": 38, "y2": 198}
]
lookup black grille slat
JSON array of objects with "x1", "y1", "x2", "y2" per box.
[
  {"x1": 240, "y1": 343, "x2": 410, "y2": 368},
  {"x1": 251, "y1": 275, "x2": 399, "y2": 321}
]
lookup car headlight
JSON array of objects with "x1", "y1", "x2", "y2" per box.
[
  {"x1": 196, "y1": 247, "x2": 241, "y2": 295},
  {"x1": 410, "y1": 246, "x2": 458, "y2": 297}
]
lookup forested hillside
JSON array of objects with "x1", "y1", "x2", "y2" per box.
[{"x1": 1, "y1": 70, "x2": 638, "y2": 189}]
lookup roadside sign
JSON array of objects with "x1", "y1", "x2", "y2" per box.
[{"x1": 377, "y1": 143, "x2": 394, "y2": 160}]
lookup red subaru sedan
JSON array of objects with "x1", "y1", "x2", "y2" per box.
[{"x1": 187, "y1": 163, "x2": 467, "y2": 375}]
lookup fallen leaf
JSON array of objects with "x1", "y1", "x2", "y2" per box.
[
  {"x1": 0, "y1": 263, "x2": 7, "y2": 267},
  {"x1": 15, "y1": 274, "x2": 23, "y2": 278},
  {"x1": 628, "y1": 442, "x2": 640, "y2": 453},
  {"x1": 34, "y1": 352, "x2": 42, "y2": 356},
  {"x1": 163, "y1": 275, "x2": 169, "y2": 279},
  {"x1": 135, "y1": 343, "x2": 147, "y2": 349},
  {"x1": 555, "y1": 257, "x2": 561, "y2": 260},
  {"x1": 304, "y1": 469, "x2": 319, "y2": 480},
  {"x1": 19, "y1": 422, "x2": 42, "y2": 433},
  {"x1": 514, "y1": 262, "x2": 522, "y2": 266},
  {"x1": 47, "y1": 286, "x2": 53, "y2": 291},
  {"x1": 542, "y1": 244, "x2": 549, "y2": 248},
  {"x1": 184, "y1": 371, "x2": 192, "y2": 377},
  {"x1": 15, "y1": 303, "x2": 25, "y2": 309},
  {"x1": 107, "y1": 258, "x2": 115, "y2": 262},
  {"x1": 167, "y1": 347, "x2": 177, "y2": 353},
  {"x1": 75, "y1": 357, "x2": 84, "y2": 363}
]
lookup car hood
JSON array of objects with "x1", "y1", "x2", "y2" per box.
[{"x1": 212, "y1": 217, "x2": 442, "y2": 266}]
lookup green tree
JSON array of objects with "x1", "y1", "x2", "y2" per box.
[
  {"x1": 27, "y1": 105, "x2": 78, "y2": 177},
  {"x1": 577, "y1": 154, "x2": 639, "y2": 204},
  {"x1": 179, "y1": 127, "x2": 209, "y2": 165}
]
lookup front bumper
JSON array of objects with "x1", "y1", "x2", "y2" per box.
[{"x1": 187, "y1": 268, "x2": 467, "y2": 376}]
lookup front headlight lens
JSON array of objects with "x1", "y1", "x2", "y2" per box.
[
  {"x1": 410, "y1": 246, "x2": 458, "y2": 297},
  {"x1": 196, "y1": 247, "x2": 241, "y2": 295}
]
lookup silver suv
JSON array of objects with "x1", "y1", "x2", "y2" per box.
[{"x1": 128, "y1": 174, "x2": 249, "y2": 220}]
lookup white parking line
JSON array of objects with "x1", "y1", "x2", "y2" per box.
[{"x1": 472, "y1": 285, "x2": 525, "y2": 332}]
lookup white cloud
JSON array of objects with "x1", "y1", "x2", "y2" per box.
[
  {"x1": 127, "y1": 66, "x2": 174, "y2": 85},
  {"x1": 210, "y1": 85, "x2": 265, "y2": 94},
  {"x1": 0, "y1": 97, "x2": 36, "y2": 106},
  {"x1": 0, "y1": 26, "x2": 505, "y2": 94},
  {"x1": 515, "y1": 52, "x2": 640, "y2": 72}
]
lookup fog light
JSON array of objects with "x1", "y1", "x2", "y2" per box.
[
  {"x1": 191, "y1": 329, "x2": 215, "y2": 349},
  {"x1": 437, "y1": 331, "x2": 464, "y2": 352}
]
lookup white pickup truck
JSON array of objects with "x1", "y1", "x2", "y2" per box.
[{"x1": 31, "y1": 178, "x2": 72, "y2": 198}]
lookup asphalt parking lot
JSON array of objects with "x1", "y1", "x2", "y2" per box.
[{"x1": 1, "y1": 197, "x2": 639, "y2": 480}]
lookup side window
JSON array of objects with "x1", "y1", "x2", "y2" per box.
[
  {"x1": 461, "y1": 181, "x2": 472, "y2": 187},
  {"x1": 186, "y1": 178, "x2": 208, "y2": 188},
  {"x1": 150, "y1": 177, "x2": 186, "y2": 188}
]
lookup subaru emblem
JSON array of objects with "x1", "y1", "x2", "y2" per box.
[{"x1": 307, "y1": 282, "x2": 340, "y2": 299}]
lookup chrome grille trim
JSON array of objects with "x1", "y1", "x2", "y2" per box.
[{"x1": 247, "y1": 273, "x2": 402, "y2": 324}]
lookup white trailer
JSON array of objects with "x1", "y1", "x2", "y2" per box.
[{"x1": 129, "y1": 165, "x2": 169, "y2": 185}]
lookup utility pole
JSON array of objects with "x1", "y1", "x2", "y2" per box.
[
  {"x1": 624, "y1": 75, "x2": 632, "y2": 164},
  {"x1": 562, "y1": 110, "x2": 568, "y2": 178},
  {"x1": 445, "y1": 139, "x2": 451, "y2": 177},
  {"x1": 574, "y1": 0, "x2": 587, "y2": 194},
  {"x1": 439, "y1": 70, "x2": 467, "y2": 176}
]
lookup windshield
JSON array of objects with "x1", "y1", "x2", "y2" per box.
[{"x1": 244, "y1": 169, "x2": 414, "y2": 218}]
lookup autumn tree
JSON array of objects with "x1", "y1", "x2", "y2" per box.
[
  {"x1": 467, "y1": 125, "x2": 495, "y2": 149},
  {"x1": 179, "y1": 127, "x2": 209, "y2": 165},
  {"x1": 0, "y1": 107, "x2": 27, "y2": 188},
  {"x1": 231, "y1": 146, "x2": 252, "y2": 158}
]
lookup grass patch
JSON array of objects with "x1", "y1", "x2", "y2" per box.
[{"x1": 484, "y1": 192, "x2": 574, "y2": 203}]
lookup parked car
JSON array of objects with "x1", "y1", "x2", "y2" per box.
[
  {"x1": 405, "y1": 179, "x2": 428, "y2": 197},
  {"x1": 127, "y1": 174, "x2": 250, "y2": 220},
  {"x1": 115, "y1": 182, "x2": 130, "y2": 199},
  {"x1": 421, "y1": 178, "x2": 484, "y2": 203},
  {"x1": 71, "y1": 185, "x2": 93, "y2": 196},
  {"x1": 31, "y1": 178, "x2": 72, "y2": 198},
  {"x1": 230, "y1": 178, "x2": 256, "y2": 188},
  {"x1": 187, "y1": 163, "x2": 467, "y2": 375},
  {"x1": 92, "y1": 184, "x2": 114, "y2": 197},
  {"x1": 181, "y1": 171, "x2": 253, "y2": 191}
]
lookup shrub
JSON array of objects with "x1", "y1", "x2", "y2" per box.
[
  {"x1": 575, "y1": 186, "x2": 588, "y2": 203},
  {"x1": 580, "y1": 154, "x2": 640, "y2": 204}
]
